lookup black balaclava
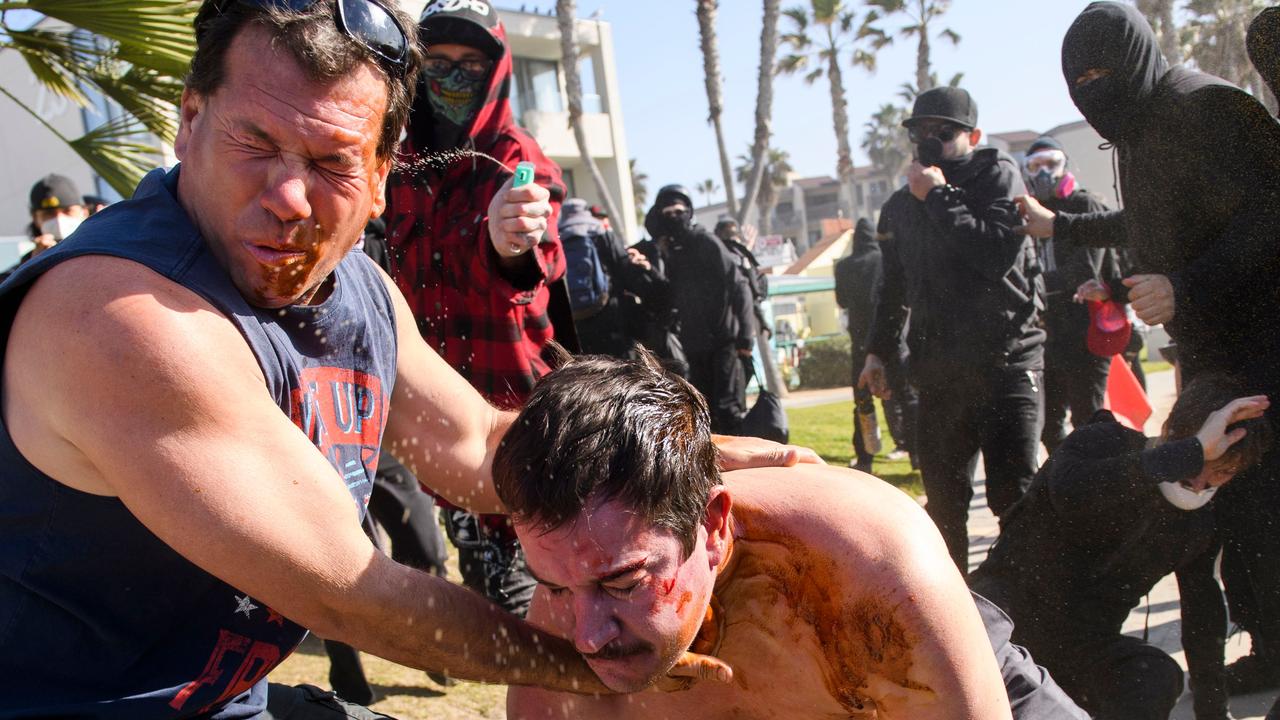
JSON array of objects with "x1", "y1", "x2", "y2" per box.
[
  {"x1": 1062, "y1": 1, "x2": 1169, "y2": 142},
  {"x1": 645, "y1": 185, "x2": 695, "y2": 240}
]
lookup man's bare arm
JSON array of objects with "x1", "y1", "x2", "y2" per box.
[{"x1": 4, "y1": 256, "x2": 603, "y2": 692}]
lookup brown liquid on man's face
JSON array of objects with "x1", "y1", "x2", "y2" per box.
[{"x1": 712, "y1": 508, "x2": 931, "y2": 714}]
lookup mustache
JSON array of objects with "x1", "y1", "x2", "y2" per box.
[{"x1": 584, "y1": 640, "x2": 652, "y2": 661}]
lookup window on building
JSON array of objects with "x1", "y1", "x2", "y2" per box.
[
  {"x1": 510, "y1": 57, "x2": 563, "y2": 124},
  {"x1": 578, "y1": 55, "x2": 602, "y2": 114},
  {"x1": 563, "y1": 168, "x2": 577, "y2": 198}
]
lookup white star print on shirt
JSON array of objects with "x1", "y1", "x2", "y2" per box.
[{"x1": 234, "y1": 594, "x2": 258, "y2": 619}]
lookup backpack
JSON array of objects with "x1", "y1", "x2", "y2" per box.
[{"x1": 562, "y1": 229, "x2": 609, "y2": 320}]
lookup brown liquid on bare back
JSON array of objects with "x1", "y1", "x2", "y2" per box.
[{"x1": 713, "y1": 507, "x2": 931, "y2": 715}]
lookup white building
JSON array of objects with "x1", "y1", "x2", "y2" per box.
[{"x1": 0, "y1": 4, "x2": 637, "y2": 243}]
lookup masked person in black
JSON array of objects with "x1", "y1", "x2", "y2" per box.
[
  {"x1": 971, "y1": 376, "x2": 1271, "y2": 720},
  {"x1": 642, "y1": 185, "x2": 754, "y2": 433},
  {"x1": 1022, "y1": 136, "x2": 1126, "y2": 453},
  {"x1": 836, "y1": 218, "x2": 918, "y2": 473},
  {"x1": 860, "y1": 87, "x2": 1045, "y2": 573},
  {"x1": 1018, "y1": 1, "x2": 1280, "y2": 695}
]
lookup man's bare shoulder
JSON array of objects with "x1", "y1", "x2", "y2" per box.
[
  {"x1": 725, "y1": 465, "x2": 930, "y2": 550},
  {"x1": 15, "y1": 254, "x2": 255, "y2": 363}
]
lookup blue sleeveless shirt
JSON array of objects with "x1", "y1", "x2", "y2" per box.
[{"x1": 0, "y1": 167, "x2": 397, "y2": 718}]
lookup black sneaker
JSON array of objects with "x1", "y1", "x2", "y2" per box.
[{"x1": 1226, "y1": 652, "x2": 1280, "y2": 695}]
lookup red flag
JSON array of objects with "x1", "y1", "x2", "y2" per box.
[{"x1": 1103, "y1": 354, "x2": 1153, "y2": 431}]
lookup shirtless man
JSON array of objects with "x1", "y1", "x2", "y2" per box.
[{"x1": 499, "y1": 354, "x2": 1086, "y2": 719}]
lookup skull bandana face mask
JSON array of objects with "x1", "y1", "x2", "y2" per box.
[{"x1": 426, "y1": 67, "x2": 485, "y2": 126}]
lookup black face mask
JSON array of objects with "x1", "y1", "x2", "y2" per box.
[
  {"x1": 916, "y1": 137, "x2": 945, "y2": 167},
  {"x1": 645, "y1": 203, "x2": 691, "y2": 239},
  {"x1": 1061, "y1": 2, "x2": 1168, "y2": 142}
]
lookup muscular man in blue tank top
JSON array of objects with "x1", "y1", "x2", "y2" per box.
[{"x1": 0, "y1": 3, "x2": 806, "y2": 717}]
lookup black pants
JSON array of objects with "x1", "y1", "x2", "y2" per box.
[
  {"x1": 974, "y1": 593, "x2": 1090, "y2": 720},
  {"x1": 917, "y1": 366, "x2": 1043, "y2": 572},
  {"x1": 1215, "y1": 448, "x2": 1280, "y2": 664},
  {"x1": 368, "y1": 456, "x2": 448, "y2": 577},
  {"x1": 1022, "y1": 631, "x2": 1183, "y2": 720},
  {"x1": 850, "y1": 347, "x2": 918, "y2": 468},
  {"x1": 446, "y1": 510, "x2": 537, "y2": 617},
  {"x1": 686, "y1": 343, "x2": 747, "y2": 434},
  {"x1": 265, "y1": 684, "x2": 395, "y2": 719},
  {"x1": 1041, "y1": 344, "x2": 1110, "y2": 454}
]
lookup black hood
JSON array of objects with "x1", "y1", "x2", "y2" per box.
[
  {"x1": 1249, "y1": 7, "x2": 1280, "y2": 110},
  {"x1": 1062, "y1": 2, "x2": 1169, "y2": 142},
  {"x1": 849, "y1": 218, "x2": 878, "y2": 258}
]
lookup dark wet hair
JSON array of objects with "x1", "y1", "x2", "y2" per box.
[
  {"x1": 493, "y1": 351, "x2": 720, "y2": 557},
  {"x1": 1163, "y1": 373, "x2": 1272, "y2": 472},
  {"x1": 188, "y1": 0, "x2": 422, "y2": 160}
]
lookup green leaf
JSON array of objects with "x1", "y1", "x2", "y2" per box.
[
  {"x1": 67, "y1": 114, "x2": 163, "y2": 196},
  {"x1": 23, "y1": 0, "x2": 198, "y2": 74}
]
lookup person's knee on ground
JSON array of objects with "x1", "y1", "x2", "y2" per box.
[{"x1": 1089, "y1": 648, "x2": 1183, "y2": 720}]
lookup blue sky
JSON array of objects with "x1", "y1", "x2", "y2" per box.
[{"x1": 500, "y1": 0, "x2": 1107, "y2": 207}]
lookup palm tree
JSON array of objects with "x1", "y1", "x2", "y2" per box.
[
  {"x1": 556, "y1": 0, "x2": 623, "y2": 224},
  {"x1": 865, "y1": 0, "x2": 960, "y2": 93},
  {"x1": 0, "y1": 1, "x2": 199, "y2": 196},
  {"x1": 778, "y1": 1, "x2": 889, "y2": 222},
  {"x1": 1182, "y1": 0, "x2": 1275, "y2": 111},
  {"x1": 695, "y1": 0, "x2": 738, "y2": 219},
  {"x1": 735, "y1": 146, "x2": 792, "y2": 235},
  {"x1": 695, "y1": 178, "x2": 720, "y2": 207},
  {"x1": 629, "y1": 158, "x2": 648, "y2": 223},
  {"x1": 737, "y1": 0, "x2": 781, "y2": 227},
  {"x1": 861, "y1": 102, "x2": 911, "y2": 183},
  {"x1": 1135, "y1": 0, "x2": 1181, "y2": 63}
]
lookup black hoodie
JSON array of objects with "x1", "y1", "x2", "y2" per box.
[
  {"x1": 1054, "y1": 2, "x2": 1280, "y2": 397},
  {"x1": 869, "y1": 147, "x2": 1044, "y2": 387},
  {"x1": 834, "y1": 219, "x2": 883, "y2": 355}
]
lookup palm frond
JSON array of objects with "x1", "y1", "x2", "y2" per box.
[
  {"x1": 938, "y1": 27, "x2": 960, "y2": 45},
  {"x1": 803, "y1": 66, "x2": 824, "y2": 84},
  {"x1": 88, "y1": 64, "x2": 182, "y2": 142},
  {"x1": 3, "y1": 27, "x2": 103, "y2": 105},
  {"x1": 776, "y1": 52, "x2": 809, "y2": 75},
  {"x1": 67, "y1": 114, "x2": 164, "y2": 196},
  {"x1": 781, "y1": 6, "x2": 809, "y2": 32},
  {"x1": 23, "y1": 0, "x2": 198, "y2": 74}
]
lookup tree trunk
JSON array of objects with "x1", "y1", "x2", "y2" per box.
[
  {"x1": 556, "y1": 0, "x2": 622, "y2": 224},
  {"x1": 758, "y1": 177, "x2": 777, "y2": 236},
  {"x1": 826, "y1": 31, "x2": 859, "y2": 221},
  {"x1": 697, "y1": 0, "x2": 739, "y2": 219},
  {"x1": 737, "y1": 0, "x2": 780, "y2": 228},
  {"x1": 916, "y1": 0, "x2": 933, "y2": 92}
]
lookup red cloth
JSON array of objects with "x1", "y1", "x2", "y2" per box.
[
  {"x1": 385, "y1": 21, "x2": 566, "y2": 410},
  {"x1": 1103, "y1": 354, "x2": 1153, "y2": 431}
]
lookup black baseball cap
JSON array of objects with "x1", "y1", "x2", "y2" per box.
[
  {"x1": 29, "y1": 174, "x2": 83, "y2": 212},
  {"x1": 903, "y1": 87, "x2": 978, "y2": 129},
  {"x1": 419, "y1": 0, "x2": 503, "y2": 59}
]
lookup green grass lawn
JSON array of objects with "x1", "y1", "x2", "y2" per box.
[{"x1": 786, "y1": 399, "x2": 923, "y2": 497}]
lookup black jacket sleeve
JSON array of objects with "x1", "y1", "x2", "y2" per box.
[
  {"x1": 921, "y1": 158, "x2": 1028, "y2": 283},
  {"x1": 867, "y1": 198, "x2": 909, "y2": 361},
  {"x1": 1054, "y1": 206, "x2": 1128, "y2": 250},
  {"x1": 1047, "y1": 416, "x2": 1204, "y2": 519}
]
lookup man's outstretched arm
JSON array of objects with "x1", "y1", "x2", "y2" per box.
[{"x1": 5, "y1": 256, "x2": 605, "y2": 693}]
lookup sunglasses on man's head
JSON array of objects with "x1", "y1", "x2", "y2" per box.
[
  {"x1": 210, "y1": 0, "x2": 409, "y2": 75},
  {"x1": 907, "y1": 123, "x2": 969, "y2": 144}
]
